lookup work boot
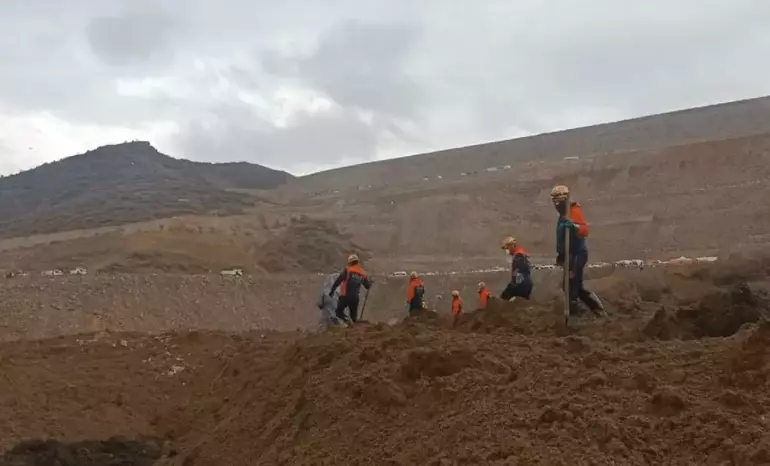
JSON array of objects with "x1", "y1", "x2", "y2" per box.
[
  {"x1": 586, "y1": 292, "x2": 607, "y2": 316},
  {"x1": 569, "y1": 300, "x2": 583, "y2": 317}
]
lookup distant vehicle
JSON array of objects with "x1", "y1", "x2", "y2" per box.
[
  {"x1": 391, "y1": 271, "x2": 408, "y2": 277},
  {"x1": 220, "y1": 268, "x2": 244, "y2": 277}
]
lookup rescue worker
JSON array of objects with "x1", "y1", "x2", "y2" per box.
[
  {"x1": 316, "y1": 272, "x2": 342, "y2": 330},
  {"x1": 550, "y1": 185, "x2": 604, "y2": 317},
  {"x1": 451, "y1": 290, "x2": 463, "y2": 328},
  {"x1": 406, "y1": 271, "x2": 426, "y2": 317},
  {"x1": 500, "y1": 236, "x2": 533, "y2": 301},
  {"x1": 477, "y1": 281, "x2": 491, "y2": 309},
  {"x1": 329, "y1": 254, "x2": 372, "y2": 325}
]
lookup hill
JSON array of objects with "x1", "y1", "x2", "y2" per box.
[
  {"x1": 289, "y1": 95, "x2": 770, "y2": 194},
  {"x1": 0, "y1": 141, "x2": 294, "y2": 238}
]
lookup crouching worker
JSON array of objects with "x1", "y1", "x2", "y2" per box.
[
  {"x1": 316, "y1": 272, "x2": 342, "y2": 330},
  {"x1": 477, "y1": 282, "x2": 491, "y2": 310},
  {"x1": 329, "y1": 254, "x2": 372, "y2": 325},
  {"x1": 500, "y1": 236, "x2": 533, "y2": 302},
  {"x1": 451, "y1": 290, "x2": 463, "y2": 328},
  {"x1": 406, "y1": 271, "x2": 426, "y2": 317}
]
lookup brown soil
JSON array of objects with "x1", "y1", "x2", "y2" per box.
[
  {"x1": 0, "y1": 437, "x2": 162, "y2": 466},
  {"x1": 1, "y1": 258, "x2": 770, "y2": 465}
]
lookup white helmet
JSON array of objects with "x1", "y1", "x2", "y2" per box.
[
  {"x1": 347, "y1": 254, "x2": 359, "y2": 265},
  {"x1": 550, "y1": 185, "x2": 569, "y2": 201},
  {"x1": 501, "y1": 236, "x2": 516, "y2": 250},
  {"x1": 451, "y1": 290, "x2": 460, "y2": 297},
  {"x1": 410, "y1": 271, "x2": 419, "y2": 279}
]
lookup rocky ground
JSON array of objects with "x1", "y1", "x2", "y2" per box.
[{"x1": 1, "y1": 257, "x2": 769, "y2": 465}]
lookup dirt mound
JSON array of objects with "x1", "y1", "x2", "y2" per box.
[
  {"x1": 0, "y1": 437, "x2": 162, "y2": 466},
  {"x1": 152, "y1": 320, "x2": 770, "y2": 465},
  {"x1": 3, "y1": 259, "x2": 770, "y2": 465},
  {"x1": 256, "y1": 216, "x2": 370, "y2": 273},
  {"x1": 643, "y1": 283, "x2": 769, "y2": 340}
]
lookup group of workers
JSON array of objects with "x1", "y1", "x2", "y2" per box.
[{"x1": 317, "y1": 184, "x2": 604, "y2": 329}]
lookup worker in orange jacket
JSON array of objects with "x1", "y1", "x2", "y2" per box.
[
  {"x1": 329, "y1": 254, "x2": 372, "y2": 324},
  {"x1": 477, "y1": 282, "x2": 491, "y2": 310},
  {"x1": 451, "y1": 290, "x2": 463, "y2": 328},
  {"x1": 406, "y1": 271, "x2": 426, "y2": 316},
  {"x1": 550, "y1": 185, "x2": 604, "y2": 317}
]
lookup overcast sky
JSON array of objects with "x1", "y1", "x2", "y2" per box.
[{"x1": 1, "y1": 0, "x2": 769, "y2": 176}]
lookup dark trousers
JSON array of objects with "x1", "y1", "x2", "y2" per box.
[
  {"x1": 565, "y1": 251, "x2": 601, "y2": 315},
  {"x1": 408, "y1": 298, "x2": 424, "y2": 317},
  {"x1": 335, "y1": 295, "x2": 360, "y2": 322},
  {"x1": 500, "y1": 278, "x2": 533, "y2": 301}
]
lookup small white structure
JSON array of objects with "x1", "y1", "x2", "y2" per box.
[
  {"x1": 485, "y1": 167, "x2": 499, "y2": 172},
  {"x1": 695, "y1": 256, "x2": 718, "y2": 263},
  {"x1": 42, "y1": 269, "x2": 64, "y2": 277},
  {"x1": 69, "y1": 267, "x2": 88, "y2": 275},
  {"x1": 220, "y1": 268, "x2": 244, "y2": 277},
  {"x1": 391, "y1": 271, "x2": 408, "y2": 277}
]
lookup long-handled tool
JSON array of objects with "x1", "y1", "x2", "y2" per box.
[
  {"x1": 358, "y1": 286, "x2": 371, "y2": 321},
  {"x1": 563, "y1": 219, "x2": 571, "y2": 327}
]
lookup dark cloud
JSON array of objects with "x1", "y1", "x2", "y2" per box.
[{"x1": 86, "y1": 8, "x2": 178, "y2": 67}]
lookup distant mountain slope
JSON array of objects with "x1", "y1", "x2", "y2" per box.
[
  {"x1": 0, "y1": 141, "x2": 294, "y2": 237},
  {"x1": 291, "y1": 95, "x2": 770, "y2": 194}
]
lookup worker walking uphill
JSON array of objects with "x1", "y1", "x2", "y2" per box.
[
  {"x1": 406, "y1": 271, "x2": 426, "y2": 316},
  {"x1": 550, "y1": 185, "x2": 604, "y2": 317},
  {"x1": 500, "y1": 236, "x2": 533, "y2": 301},
  {"x1": 451, "y1": 290, "x2": 463, "y2": 328},
  {"x1": 329, "y1": 254, "x2": 372, "y2": 325},
  {"x1": 477, "y1": 282, "x2": 491, "y2": 310}
]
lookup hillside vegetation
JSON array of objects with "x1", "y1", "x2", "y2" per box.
[{"x1": 0, "y1": 141, "x2": 293, "y2": 238}]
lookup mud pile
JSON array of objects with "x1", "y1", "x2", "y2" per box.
[
  {"x1": 2, "y1": 259, "x2": 770, "y2": 465},
  {"x1": 256, "y1": 216, "x2": 370, "y2": 273},
  {"x1": 155, "y1": 320, "x2": 770, "y2": 466}
]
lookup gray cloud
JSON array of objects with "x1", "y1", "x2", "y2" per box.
[{"x1": 1, "y1": 0, "x2": 770, "y2": 175}]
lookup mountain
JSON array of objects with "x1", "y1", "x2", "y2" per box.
[
  {"x1": 0, "y1": 141, "x2": 293, "y2": 238},
  {"x1": 290, "y1": 95, "x2": 770, "y2": 194}
]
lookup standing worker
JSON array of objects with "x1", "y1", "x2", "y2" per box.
[
  {"x1": 450, "y1": 290, "x2": 463, "y2": 328},
  {"x1": 406, "y1": 271, "x2": 426, "y2": 317},
  {"x1": 550, "y1": 185, "x2": 604, "y2": 317},
  {"x1": 477, "y1": 282, "x2": 491, "y2": 309},
  {"x1": 329, "y1": 254, "x2": 372, "y2": 325},
  {"x1": 500, "y1": 236, "x2": 533, "y2": 301}
]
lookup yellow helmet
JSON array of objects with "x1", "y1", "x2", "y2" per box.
[
  {"x1": 347, "y1": 254, "x2": 359, "y2": 265},
  {"x1": 451, "y1": 290, "x2": 460, "y2": 297},
  {"x1": 501, "y1": 236, "x2": 516, "y2": 249},
  {"x1": 550, "y1": 185, "x2": 569, "y2": 201}
]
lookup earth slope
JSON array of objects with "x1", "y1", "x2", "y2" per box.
[{"x1": 1, "y1": 257, "x2": 770, "y2": 465}]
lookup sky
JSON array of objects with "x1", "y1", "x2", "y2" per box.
[{"x1": 1, "y1": 0, "x2": 770, "y2": 177}]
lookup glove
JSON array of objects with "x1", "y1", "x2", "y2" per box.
[
  {"x1": 561, "y1": 218, "x2": 577, "y2": 231},
  {"x1": 328, "y1": 292, "x2": 334, "y2": 298}
]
